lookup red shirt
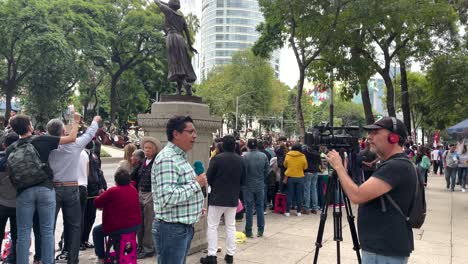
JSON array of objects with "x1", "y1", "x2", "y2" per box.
[{"x1": 94, "y1": 184, "x2": 141, "y2": 234}]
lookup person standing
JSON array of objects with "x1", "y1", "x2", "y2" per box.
[
  {"x1": 200, "y1": 135, "x2": 246, "y2": 264},
  {"x1": 302, "y1": 145, "x2": 321, "y2": 214},
  {"x1": 443, "y1": 144, "x2": 458, "y2": 191},
  {"x1": 7, "y1": 113, "x2": 81, "y2": 264},
  {"x1": 136, "y1": 137, "x2": 162, "y2": 259},
  {"x1": 327, "y1": 117, "x2": 416, "y2": 264},
  {"x1": 47, "y1": 115, "x2": 101, "y2": 263},
  {"x1": 242, "y1": 138, "x2": 269, "y2": 238},
  {"x1": 283, "y1": 144, "x2": 308, "y2": 217},
  {"x1": 81, "y1": 141, "x2": 107, "y2": 250},
  {"x1": 458, "y1": 145, "x2": 468, "y2": 192},
  {"x1": 152, "y1": 116, "x2": 207, "y2": 264},
  {"x1": 0, "y1": 132, "x2": 19, "y2": 264},
  {"x1": 431, "y1": 147, "x2": 440, "y2": 174}
]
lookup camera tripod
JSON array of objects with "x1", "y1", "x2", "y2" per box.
[{"x1": 313, "y1": 169, "x2": 361, "y2": 264}]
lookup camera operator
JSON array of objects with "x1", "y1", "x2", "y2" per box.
[{"x1": 326, "y1": 117, "x2": 416, "y2": 264}]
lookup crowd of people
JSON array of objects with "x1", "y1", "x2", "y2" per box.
[{"x1": 0, "y1": 112, "x2": 466, "y2": 264}]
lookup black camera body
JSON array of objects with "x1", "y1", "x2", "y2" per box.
[{"x1": 304, "y1": 123, "x2": 360, "y2": 152}]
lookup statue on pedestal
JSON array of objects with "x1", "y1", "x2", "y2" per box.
[{"x1": 154, "y1": 0, "x2": 197, "y2": 96}]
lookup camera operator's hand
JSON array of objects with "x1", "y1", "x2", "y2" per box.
[{"x1": 326, "y1": 150, "x2": 344, "y2": 170}]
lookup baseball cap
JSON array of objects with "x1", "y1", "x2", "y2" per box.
[{"x1": 364, "y1": 117, "x2": 408, "y2": 140}]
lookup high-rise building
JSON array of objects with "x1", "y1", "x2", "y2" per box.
[{"x1": 200, "y1": 0, "x2": 280, "y2": 79}]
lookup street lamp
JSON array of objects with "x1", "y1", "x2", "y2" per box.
[{"x1": 235, "y1": 91, "x2": 255, "y2": 132}]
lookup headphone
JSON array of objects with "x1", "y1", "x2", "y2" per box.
[{"x1": 387, "y1": 117, "x2": 400, "y2": 144}]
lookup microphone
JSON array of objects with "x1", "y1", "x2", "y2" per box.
[
  {"x1": 194, "y1": 160, "x2": 204, "y2": 175},
  {"x1": 193, "y1": 160, "x2": 207, "y2": 197}
]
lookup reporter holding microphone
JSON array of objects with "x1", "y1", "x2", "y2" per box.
[{"x1": 151, "y1": 116, "x2": 207, "y2": 264}]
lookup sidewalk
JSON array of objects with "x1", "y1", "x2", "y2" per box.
[
  {"x1": 100, "y1": 145, "x2": 124, "y2": 163},
  {"x1": 76, "y1": 172, "x2": 467, "y2": 264}
]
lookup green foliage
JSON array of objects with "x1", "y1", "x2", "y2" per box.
[
  {"x1": 254, "y1": 0, "x2": 348, "y2": 139},
  {"x1": 197, "y1": 50, "x2": 283, "y2": 132},
  {"x1": 426, "y1": 53, "x2": 468, "y2": 129}
]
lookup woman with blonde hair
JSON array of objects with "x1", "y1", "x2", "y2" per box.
[{"x1": 118, "y1": 143, "x2": 138, "y2": 173}]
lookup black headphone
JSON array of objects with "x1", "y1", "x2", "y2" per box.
[{"x1": 388, "y1": 117, "x2": 400, "y2": 144}]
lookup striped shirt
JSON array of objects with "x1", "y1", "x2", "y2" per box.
[{"x1": 151, "y1": 141, "x2": 203, "y2": 225}]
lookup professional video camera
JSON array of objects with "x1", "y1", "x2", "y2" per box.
[{"x1": 304, "y1": 121, "x2": 360, "y2": 152}]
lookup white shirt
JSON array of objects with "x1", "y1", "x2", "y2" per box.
[
  {"x1": 77, "y1": 150, "x2": 89, "y2": 186},
  {"x1": 431, "y1": 150, "x2": 439, "y2": 161}
]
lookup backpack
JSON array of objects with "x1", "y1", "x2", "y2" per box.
[
  {"x1": 7, "y1": 137, "x2": 50, "y2": 190},
  {"x1": 385, "y1": 157, "x2": 426, "y2": 229}
]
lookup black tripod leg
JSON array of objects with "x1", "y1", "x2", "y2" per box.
[
  {"x1": 343, "y1": 194, "x2": 362, "y2": 264},
  {"x1": 313, "y1": 174, "x2": 336, "y2": 264},
  {"x1": 334, "y1": 180, "x2": 343, "y2": 264}
]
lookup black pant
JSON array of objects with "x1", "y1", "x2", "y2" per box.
[
  {"x1": 82, "y1": 197, "x2": 97, "y2": 243},
  {"x1": 62, "y1": 186, "x2": 87, "y2": 252},
  {"x1": 0, "y1": 204, "x2": 16, "y2": 263},
  {"x1": 55, "y1": 186, "x2": 82, "y2": 264},
  {"x1": 432, "y1": 160, "x2": 439, "y2": 174},
  {"x1": 33, "y1": 211, "x2": 41, "y2": 261}
]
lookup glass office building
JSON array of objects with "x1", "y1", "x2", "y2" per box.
[{"x1": 200, "y1": 0, "x2": 280, "y2": 79}]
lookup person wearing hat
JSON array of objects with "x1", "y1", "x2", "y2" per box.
[
  {"x1": 326, "y1": 117, "x2": 417, "y2": 264},
  {"x1": 135, "y1": 136, "x2": 161, "y2": 259}
]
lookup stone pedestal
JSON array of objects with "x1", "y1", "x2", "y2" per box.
[{"x1": 138, "y1": 96, "x2": 221, "y2": 254}]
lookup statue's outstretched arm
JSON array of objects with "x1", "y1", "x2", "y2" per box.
[{"x1": 154, "y1": 0, "x2": 168, "y2": 8}]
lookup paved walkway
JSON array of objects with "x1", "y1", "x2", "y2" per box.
[{"x1": 75, "y1": 171, "x2": 467, "y2": 264}]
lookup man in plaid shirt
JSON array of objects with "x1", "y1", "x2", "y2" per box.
[{"x1": 151, "y1": 115, "x2": 207, "y2": 264}]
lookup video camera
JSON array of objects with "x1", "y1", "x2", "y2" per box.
[{"x1": 304, "y1": 121, "x2": 360, "y2": 152}]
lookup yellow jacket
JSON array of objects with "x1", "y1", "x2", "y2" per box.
[{"x1": 284, "y1": 150, "x2": 308, "y2": 177}]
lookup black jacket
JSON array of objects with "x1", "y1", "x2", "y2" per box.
[
  {"x1": 207, "y1": 152, "x2": 246, "y2": 207},
  {"x1": 303, "y1": 148, "x2": 321, "y2": 173}
]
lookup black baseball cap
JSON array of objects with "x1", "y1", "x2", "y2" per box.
[{"x1": 364, "y1": 117, "x2": 408, "y2": 140}]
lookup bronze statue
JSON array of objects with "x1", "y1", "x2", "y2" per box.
[{"x1": 154, "y1": 0, "x2": 197, "y2": 96}]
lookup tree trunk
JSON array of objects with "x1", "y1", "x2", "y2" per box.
[
  {"x1": 110, "y1": 69, "x2": 125, "y2": 125},
  {"x1": 110, "y1": 75, "x2": 119, "y2": 125},
  {"x1": 421, "y1": 127, "x2": 425, "y2": 145},
  {"x1": 296, "y1": 68, "x2": 306, "y2": 141},
  {"x1": 399, "y1": 55, "x2": 411, "y2": 135},
  {"x1": 381, "y1": 72, "x2": 396, "y2": 117},
  {"x1": 359, "y1": 75, "x2": 374, "y2": 124}
]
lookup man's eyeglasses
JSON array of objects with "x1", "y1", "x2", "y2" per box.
[{"x1": 183, "y1": 129, "x2": 197, "y2": 135}]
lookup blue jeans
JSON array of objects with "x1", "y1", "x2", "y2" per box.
[
  {"x1": 458, "y1": 167, "x2": 467, "y2": 189},
  {"x1": 16, "y1": 186, "x2": 56, "y2": 264},
  {"x1": 153, "y1": 220, "x2": 194, "y2": 264},
  {"x1": 286, "y1": 177, "x2": 304, "y2": 213},
  {"x1": 317, "y1": 174, "x2": 325, "y2": 208},
  {"x1": 304, "y1": 172, "x2": 319, "y2": 210},
  {"x1": 244, "y1": 189, "x2": 265, "y2": 234},
  {"x1": 445, "y1": 167, "x2": 458, "y2": 190},
  {"x1": 362, "y1": 250, "x2": 408, "y2": 264}
]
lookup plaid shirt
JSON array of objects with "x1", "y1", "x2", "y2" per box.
[{"x1": 152, "y1": 142, "x2": 203, "y2": 224}]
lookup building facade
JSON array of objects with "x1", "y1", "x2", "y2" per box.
[{"x1": 200, "y1": 0, "x2": 280, "y2": 79}]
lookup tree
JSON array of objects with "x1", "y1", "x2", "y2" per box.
[
  {"x1": 197, "y1": 50, "x2": 279, "y2": 133},
  {"x1": 426, "y1": 53, "x2": 468, "y2": 129},
  {"x1": 89, "y1": 0, "x2": 166, "y2": 124},
  {"x1": 253, "y1": 0, "x2": 348, "y2": 139},
  {"x1": 348, "y1": 0, "x2": 458, "y2": 121},
  {"x1": 0, "y1": 0, "x2": 65, "y2": 124}
]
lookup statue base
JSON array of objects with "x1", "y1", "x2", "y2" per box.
[
  {"x1": 138, "y1": 99, "x2": 221, "y2": 254},
  {"x1": 160, "y1": 95, "x2": 203, "y2": 104}
]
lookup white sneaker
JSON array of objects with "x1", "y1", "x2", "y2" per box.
[
  {"x1": 297, "y1": 213, "x2": 302, "y2": 217},
  {"x1": 284, "y1": 212, "x2": 290, "y2": 217},
  {"x1": 462, "y1": 188, "x2": 466, "y2": 193}
]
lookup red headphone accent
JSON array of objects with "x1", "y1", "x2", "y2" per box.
[{"x1": 387, "y1": 117, "x2": 400, "y2": 144}]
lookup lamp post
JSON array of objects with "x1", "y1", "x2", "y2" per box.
[{"x1": 235, "y1": 91, "x2": 254, "y2": 132}]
